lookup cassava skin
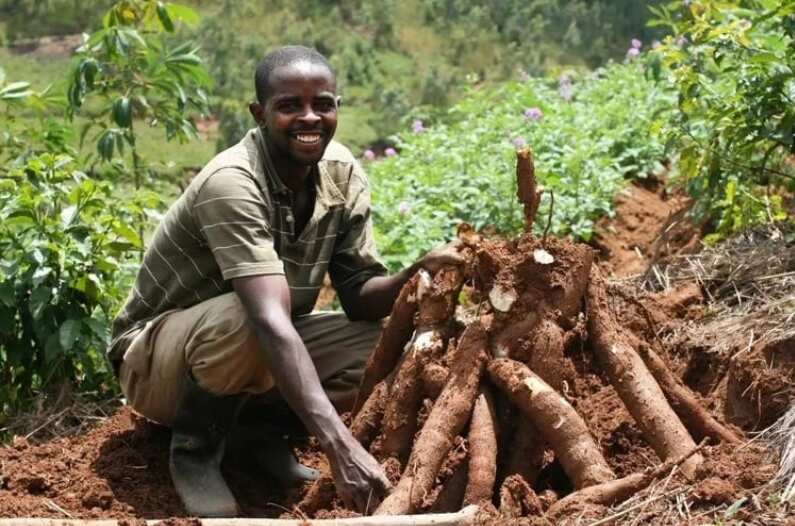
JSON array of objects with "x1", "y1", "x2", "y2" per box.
[
  {"x1": 380, "y1": 268, "x2": 465, "y2": 462},
  {"x1": 548, "y1": 441, "x2": 705, "y2": 517},
  {"x1": 462, "y1": 387, "x2": 498, "y2": 506},
  {"x1": 352, "y1": 273, "x2": 420, "y2": 417},
  {"x1": 351, "y1": 380, "x2": 389, "y2": 448},
  {"x1": 499, "y1": 474, "x2": 544, "y2": 519},
  {"x1": 488, "y1": 358, "x2": 615, "y2": 489},
  {"x1": 637, "y1": 345, "x2": 742, "y2": 445},
  {"x1": 379, "y1": 342, "x2": 429, "y2": 462},
  {"x1": 375, "y1": 322, "x2": 489, "y2": 516},
  {"x1": 421, "y1": 362, "x2": 449, "y2": 399},
  {"x1": 429, "y1": 460, "x2": 469, "y2": 513},
  {"x1": 587, "y1": 267, "x2": 703, "y2": 478}
]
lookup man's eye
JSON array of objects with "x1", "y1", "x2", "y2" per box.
[
  {"x1": 279, "y1": 102, "x2": 300, "y2": 112},
  {"x1": 315, "y1": 101, "x2": 335, "y2": 112}
]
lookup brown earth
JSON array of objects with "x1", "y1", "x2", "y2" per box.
[
  {"x1": 592, "y1": 178, "x2": 701, "y2": 277},
  {"x1": 0, "y1": 182, "x2": 787, "y2": 523}
]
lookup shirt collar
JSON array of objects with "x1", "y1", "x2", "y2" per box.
[{"x1": 253, "y1": 127, "x2": 345, "y2": 207}]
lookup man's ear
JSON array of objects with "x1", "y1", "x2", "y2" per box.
[{"x1": 249, "y1": 101, "x2": 265, "y2": 124}]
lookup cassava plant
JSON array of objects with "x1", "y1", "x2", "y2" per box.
[{"x1": 67, "y1": 0, "x2": 210, "y2": 190}]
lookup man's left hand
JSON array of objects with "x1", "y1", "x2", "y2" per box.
[{"x1": 418, "y1": 239, "x2": 466, "y2": 274}]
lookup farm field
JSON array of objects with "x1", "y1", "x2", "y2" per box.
[{"x1": 0, "y1": 1, "x2": 793, "y2": 524}]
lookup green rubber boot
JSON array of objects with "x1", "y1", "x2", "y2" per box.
[{"x1": 169, "y1": 374, "x2": 246, "y2": 517}]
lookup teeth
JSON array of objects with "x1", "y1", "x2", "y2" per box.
[{"x1": 296, "y1": 134, "x2": 321, "y2": 143}]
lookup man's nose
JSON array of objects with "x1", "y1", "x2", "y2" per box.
[{"x1": 299, "y1": 106, "x2": 321, "y2": 124}]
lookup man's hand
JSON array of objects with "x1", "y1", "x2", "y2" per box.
[
  {"x1": 325, "y1": 433, "x2": 392, "y2": 513},
  {"x1": 417, "y1": 239, "x2": 466, "y2": 275}
]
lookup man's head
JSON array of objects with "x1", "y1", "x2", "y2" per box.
[{"x1": 249, "y1": 46, "x2": 339, "y2": 168}]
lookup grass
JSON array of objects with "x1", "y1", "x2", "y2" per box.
[{"x1": 0, "y1": 47, "x2": 71, "y2": 89}]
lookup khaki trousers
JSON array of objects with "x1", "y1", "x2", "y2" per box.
[{"x1": 118, "y1": 292, "x2": 381, "y2": 426}]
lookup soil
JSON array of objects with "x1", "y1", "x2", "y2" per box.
[
  {"x1": 0, "y1": 181, "x2": 787, "y2": 523},
  {"x1": 592, "y1": 178, "x2": 701, "y2": 277}
]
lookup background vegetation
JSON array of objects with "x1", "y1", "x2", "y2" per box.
[{"x1": 0, "y1": 0, "x2": 792, "y2": 421}]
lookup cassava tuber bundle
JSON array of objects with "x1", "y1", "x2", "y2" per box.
[{"x1": 306, "y1": 148, "x2": 741, "y2": 521}]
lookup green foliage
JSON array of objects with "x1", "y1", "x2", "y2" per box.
[
  {"x1": 0, "y1": 65, "x2": 74, "y2": 171},
  {"x1": 369, "y1": 60, "x2": 675, "y2": 270},
  {"x1": 0, "y1": 0, "x2": 114, "y2": 42},
  {"x1": 651, "y1": 0, "x2": 794, "y2": 236},
  {"x1": 0, "y1": 153, "x2": 142, "y2": 416},
  {"x1": 189, "y1": 0, "x2": 668, "y2": 154},
  {"x1": 67, "y1": 0, "x2": 209, "y2": 187},
  {"x1": 421, "y1": 0, "x2": 666, "y2": 73},
  {"x1": 0, "y1": 1, "x2": 212, "y2": 416}
]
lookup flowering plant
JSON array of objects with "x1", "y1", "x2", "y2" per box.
[{"x1": 369, "y1": 62, "x2": 674, "y2": 270}]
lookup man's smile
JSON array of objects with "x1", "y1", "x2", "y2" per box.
[{"x1": 293, "y1": 132, "x2": 323, "y2": 145}]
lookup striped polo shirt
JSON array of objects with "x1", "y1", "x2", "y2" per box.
[{"x1": 108, "y1": 128, "x2": 387, "y2": 363}]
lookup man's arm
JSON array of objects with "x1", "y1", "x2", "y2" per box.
[
  {"x1": 338, "y1": 240, "x2": 465, "y2": 321},
  {"x1": 232, "y1": 274, "x2": 390, "y2": 511}
]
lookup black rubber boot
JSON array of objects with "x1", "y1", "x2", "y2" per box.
[
  {"x1": 169, "y1": 374, "x2": 246, "y2": 517},
  {"x1": 228, "y1": 401, "x2": 319, "y2": 484}
]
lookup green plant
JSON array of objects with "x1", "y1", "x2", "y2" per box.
[
  {"x1": 368, "y1": 60, "x2": 675, "y2": 270},
  {"x1": 651, "y1": 0, "x2": 795, "y2": 236},
  {"x1": 0, "y1": 153, "x2": 142, "y2": 417},
  {"x1": 67, "y1": 0, "x2": 210, "y2": 189},
  {"x1": 0, "y1": 65, "x2": 73, "y2": 170}
]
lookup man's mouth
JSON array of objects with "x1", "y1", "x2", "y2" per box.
[{"x1": 292, "y1": 132, "x2": 323, "y2": 145}]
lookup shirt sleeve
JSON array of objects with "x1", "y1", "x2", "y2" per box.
[
  {"x1": 329, "y1": 163, "x2": 388, "y2": 296},
  {"x1": 192, "y1": 168, "x2": 284, "y2": 280}
]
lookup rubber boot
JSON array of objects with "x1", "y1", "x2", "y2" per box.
[
  {"x1": 227, "y1": 414, "x2": 320, "y2": 486},
  {"x1": 169, "y1": 373, "x2": 246, "y2": 517}
]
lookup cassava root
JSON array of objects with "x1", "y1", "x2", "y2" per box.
[
  {"x1": 587, "y1": 266, "x2": 703, "y2": 478},
  {"x1": 488, "y1": 358, "x2": 615, "y2": 489},
  {"x1": 375, "y1": 322, "x2": 489, "y2": 515}
]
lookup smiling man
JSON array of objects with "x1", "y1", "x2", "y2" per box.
[{"x1": 108, "y1": 46, "x2": 461, "y2": 517}]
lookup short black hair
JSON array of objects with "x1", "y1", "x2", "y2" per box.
[{"x1": 254, "y1": 45, "x2": 335, "y2": 104}]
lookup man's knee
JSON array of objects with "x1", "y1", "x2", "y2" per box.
[{"x1": 184, "y1": 294, "x2": 274, "y2": 396}]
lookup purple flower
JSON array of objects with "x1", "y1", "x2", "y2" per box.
[
  {"x1": 676, "y1": 35, "x2": 688, "y2": 48},
  {"x1": 626, "y1": 47, "x2": 641, "y2": 60},
  {"x1": 385, "y1": 147, "x2": 397, "y2": 157},
  {"x1": 558, "y1": 74, "x2": 573, "y2": 102},
  {"x1": 363, "y1": 149, "x2": 375, "y2": 161},
  {"x1": 512, "y1": 137, "x2": 527, "y2": 149},
  {"x1": 523, "y1": 107, "x2": 543, "y2": 121},
  {"x1": 631, "y1": 38, "x2": 643, "y2": 50},
  {"x1": 398, "y1": 201, "x2": 411, "y2": 215},
  {"x1": 411, "y1": 119, "x2": 425, "y2": 134}
]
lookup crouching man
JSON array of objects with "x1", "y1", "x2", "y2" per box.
[{"x1": 108, "y1": 45, "x2": 461, "y2": 517}]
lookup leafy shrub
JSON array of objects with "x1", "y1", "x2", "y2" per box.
[
  {"x1": 67, "y1": 0, "x2": 209, "y2": 188},
  {"x1": 651, "y1": 0, "x2": 794, "y2": 237},
  {"x1": 0, "y1": 0, "x2": 114, "y2": 42},
  {"x1": 0, "y1": 154, "x2": 142, "y2": 416},
  {"x1": 368, "y1": 60, "x2": 675, "y2": 270}
]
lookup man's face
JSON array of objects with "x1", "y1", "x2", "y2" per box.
[{"x1": 250, "y1": 61, "x2": 338, "y2": 167}]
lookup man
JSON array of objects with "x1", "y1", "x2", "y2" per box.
[{"x1": 109, "y1": 45, "x2": 461, "y2": 517}]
